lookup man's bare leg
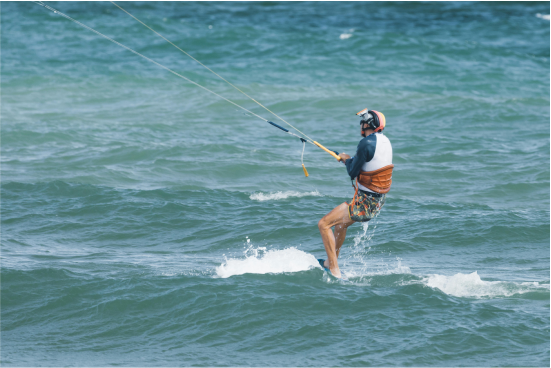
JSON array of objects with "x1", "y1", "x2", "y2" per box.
[
  {"x1": 318, "y1": 202, "x2": 355, "y2": 278},
  {"x1": 334, "y1": 222, "x2": 350, "y2": 258}
]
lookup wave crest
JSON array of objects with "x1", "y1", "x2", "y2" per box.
[
  {"x1": 249, "y1": 190, "x2": 322, "y2": 201},
  {"x1": 425, "y1": 271, "x2": 549, "y2": 298},
  {"x1": 215, "y1": 247, "x2": 320, "y2": 278}
]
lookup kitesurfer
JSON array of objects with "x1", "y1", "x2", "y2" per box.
[{"x1": 318, "y1": 109, "x2": 393, "y2": 278}]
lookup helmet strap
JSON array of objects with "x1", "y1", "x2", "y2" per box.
[{"x1": 361, "y1": 122, "x2": 370, "y2": 137}]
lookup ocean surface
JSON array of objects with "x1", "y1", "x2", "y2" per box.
[{"x1": 2, "y1": 1, "x2": 550, "y2": 366}]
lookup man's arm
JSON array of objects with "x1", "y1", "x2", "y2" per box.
[{"x1": 344, "y1": 135, "x2": 376, "y2": 180}]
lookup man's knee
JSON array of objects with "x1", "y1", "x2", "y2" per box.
[{"x1": 318, "y1": 217, "x2": 329, "y2": 231}]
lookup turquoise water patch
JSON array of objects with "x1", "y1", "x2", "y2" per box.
[{"x1": 2, "y1": 1, "x2": 549, "y2": 366}]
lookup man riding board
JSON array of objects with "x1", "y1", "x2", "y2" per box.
[{"x1": 318, "y1": 109, "x2": 393, "y2": 279}]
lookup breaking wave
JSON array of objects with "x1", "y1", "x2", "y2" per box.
[
  {"x1": 424, "y1": 271, "x2": 550, "y2": 298},
  {"x1": 215, "y1": 247, "x2": 320, "y2": 278}
]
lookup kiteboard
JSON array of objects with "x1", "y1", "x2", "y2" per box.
[{"x1": 318, "y1": 259, "x2": 349, "y2": 282}]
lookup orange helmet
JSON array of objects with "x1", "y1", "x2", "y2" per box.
[{"x1": 356, "y1": 108, "x2": 386, "y2": 134}]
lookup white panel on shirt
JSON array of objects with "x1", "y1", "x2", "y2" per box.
[{"x1": 357, "y1": 133, "x2": 393, "y2": 193}]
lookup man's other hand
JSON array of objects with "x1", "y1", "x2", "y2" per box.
[{"x1": 339, "y1": 153, "x2": 351, "y2": 163}]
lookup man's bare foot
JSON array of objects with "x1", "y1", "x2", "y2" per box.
[
  {"x1": 325, "y1": 261, "x2": 342, "y2": 278},
  {"x1": 330, "y1": 268, "x2": 342, "y2": 278}
]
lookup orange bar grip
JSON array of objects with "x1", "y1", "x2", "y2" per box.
[
  {"x1": 313, "y1": 141, "x2": 341, "y2": 161},
  {"x1": 302, "y1": 164, "x2": 309, "y2": 177}
]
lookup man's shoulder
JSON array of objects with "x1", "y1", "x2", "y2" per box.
[
  {"x1": 376, "y1": 133, "x2": 392, "y2": 147},
  {"x1": 358, "y1": 133, "x2": 378, "y2": 147}
]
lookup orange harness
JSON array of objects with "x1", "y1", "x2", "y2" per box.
[
  {"x1": 357, "y1": 164, "x2": 394, "y2": 194},
  {"x1": 350, "y1": 164, "x2": 393, "y2": 211}
]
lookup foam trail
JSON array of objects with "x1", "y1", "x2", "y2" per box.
[
  {"x1": 425, "y1": 271, "x2": 550, "y2": 298},
  {"x1": 250, "y1": 190, "x2": 321, "y2": 201},
  {"x1": 345, "y1": 257, "x2": 412, "y2": 281},
  {"x1": 536, "y1": 13, "x2": 550, "y2": 20},
  {"x1": 216, "y1": 247, "x2": 320, "y2": 278}
]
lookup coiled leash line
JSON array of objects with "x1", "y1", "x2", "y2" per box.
[{"x1": 266, "y1": 121, "x2": 313, "y2": 176}]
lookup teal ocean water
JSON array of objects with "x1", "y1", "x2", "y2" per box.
[{"x1": 2, "y1": 2, "x2": 550, "y2": 366}]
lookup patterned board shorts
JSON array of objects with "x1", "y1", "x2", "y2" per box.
[{"x1": 348, "y1": 190, "x2": 386, "y2": 222}]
